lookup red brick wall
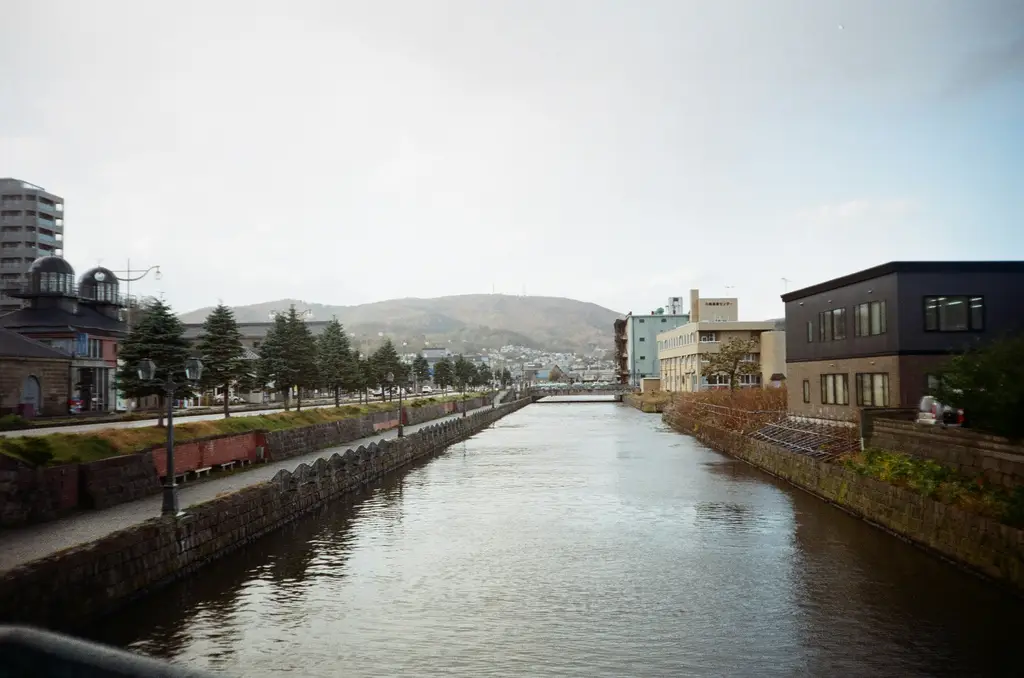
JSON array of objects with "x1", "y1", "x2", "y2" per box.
[{"x1": 150, "y1": 432, "x2": 264, "y2": 477}]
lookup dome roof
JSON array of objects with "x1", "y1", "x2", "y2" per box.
[
  {"x1": 79, "y1": 266, "x2": 118, "y2": 287},
  {"x1": 28, "y1": 256, "x2": 75, "y2": 276}
]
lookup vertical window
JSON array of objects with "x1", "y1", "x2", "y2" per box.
[
  {"x1": 802, "y1": 379, "x2": 811, "y2": 403},
  {"x1": 818, "y1": 312, "x2": 831, "y2": 341},
  {"x1": 832, "y1": 308, "x2": 846, "y2": 340},
  {"x1": 819, "y1": 374, "x2": 849, "y2": 405},
  {"x1": 925, "y1": 296, "x2": 984, "y2": 331},
  {"x1": 806, "y1": 321, "x2": 813, "y2": 343},
  {"x1": 855, "y1": 373, "x2": 890, "y2": 407}
]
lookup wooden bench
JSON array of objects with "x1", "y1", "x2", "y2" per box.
[
  {"x1": 219, "y1": 461, "x2": 237, "y2": 472},
  {"x1": 194, "y1": 466, "x2": 212, "y2": 479},
  {"x1": 174, "y1": 473, "x2": 188, "y2": 484}
]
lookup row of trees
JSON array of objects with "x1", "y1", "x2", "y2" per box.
[{"x1": 115, "y1": 302, "x2": 512, "y2": 418}]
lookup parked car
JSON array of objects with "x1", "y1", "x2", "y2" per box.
[
  {"x1": 917, "y1": 395, "x2": 964, "y2": 427},
  {"x1": 421, "y1": 385, "x2": 433, "y2": 394}
]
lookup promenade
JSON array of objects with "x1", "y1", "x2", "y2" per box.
[{"x1": 0, "y1": 399, "x2": 502, "y2": 574}]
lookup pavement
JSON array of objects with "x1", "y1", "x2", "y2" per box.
[
  {"x1": 1, "y1": 393, "x2": 460, "y2": 438},
  {"x1": 0, "y1": 397, "x2": 507, "y2": 574}
]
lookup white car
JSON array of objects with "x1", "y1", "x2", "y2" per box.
[{"x1": 421, "y1": 385, "x2": 433, "y2": 394}]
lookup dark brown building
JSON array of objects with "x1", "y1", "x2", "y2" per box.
[
  {"x1": 781, "y1": 261, "x2": 1024, "y2": 419},
  {"x1": 0, "y1": 327, "x2": 72, "y2": 417}
]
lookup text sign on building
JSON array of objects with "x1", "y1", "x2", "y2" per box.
[{"x1": 75, "y1": 333, "x2": 88, "y2": 357}]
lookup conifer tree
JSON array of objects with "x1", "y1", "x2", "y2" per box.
[
  {"x1": 115, "y1": 299, "x2": 192, "y2": 426},
  {"x1": 317, "y1": 317, "x2": 355, "y2": 407},
  {"x1": 196, "y1": 304, "x2": 246, "y2": 417}
]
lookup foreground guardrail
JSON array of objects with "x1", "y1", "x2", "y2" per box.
[{"x1": 0, "y1": 626, "x2": 219, "y2": 677}]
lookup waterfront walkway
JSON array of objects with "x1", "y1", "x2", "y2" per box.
[{"x1": 0, "y1": 399, "x2": 503, "y2": 574}]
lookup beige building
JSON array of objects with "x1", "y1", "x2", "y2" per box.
[{"x1": 656, "y1": 290, "x2": 786, "y2": 392}]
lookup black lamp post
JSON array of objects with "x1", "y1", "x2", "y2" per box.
[
  {"x1": 386, "y1": 371, "x2": 404, "y2": 437},
  {"x1": 138, "y1": 357, "x2": 203, "y2": 516}
]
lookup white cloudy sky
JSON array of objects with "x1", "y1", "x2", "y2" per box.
[{"x1": 2, "y1": 0, "x2": 1022, "y2": 318}]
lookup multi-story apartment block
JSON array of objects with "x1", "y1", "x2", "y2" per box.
[
  {"x1": 618, "y1": 299, "x2": 692, "y2": 386},
  {"x1": 782, "y1": 261, "x2": 1024, "y2": 419},
  {"x1": 656, "y1": 291, "x2": 786, "y2": 391},
  {"x1": 0, "y1": 179, "x2": 65, "y2": 315}
]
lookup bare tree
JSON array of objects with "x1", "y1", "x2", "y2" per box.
[{"x1": 703, "y1": 337, "x2": 761, "y2": 392}]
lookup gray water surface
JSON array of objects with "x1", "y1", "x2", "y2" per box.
[{"x1": 90, "y1": 404, "x2": 1024, "y2": 677}]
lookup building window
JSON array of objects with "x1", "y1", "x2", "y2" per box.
[
  {"x1": 924, "y1": 296, "x2": 984, "y2": 332},
  {"x1": 820, "y1": 373, "x2": 849, "y2": 405},
  {"x1": 802, "y1": 379, "x2": 811, "y2": 403},
  {"x1": 661, "y1": 318, "x2": 667, "y2": 323},
  {"x1": 639, "y1": 356, "x2": 646, "y2": 361},
  {"x1": 806, "y1": 321, "x2": 813, "y2": 343},
  {"x1": 638, "y1": 318, "x2": 645, "y2": 323},
  {"x1": 855, "y1": 373, "x2": 889, "y2": 407},
  {"x1": 855, "y1": 300, "x2": 887, "y2": 336},
  {"x1": 817, "y1": 309, "x2": 846, "y2": 341},
  {"x1": 699, "y1": 332, "x2": 717, "y2": 342},
  {"x1": 88, "y1": 338, "x2": 102, "y2": 358},
  {"x1": 638, "y1": 337, "x2": 645, "y2": 342}
]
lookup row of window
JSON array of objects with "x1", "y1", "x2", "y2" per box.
[
  {"x1": 808, "y1": 296, "x2": 985, "y2": 342},
  {"x1": 657, "y1": 330, "x2": 729, "y2": 351},
  {"x1": 801, "y1": 373, "x2": 890, "y2": 407}
]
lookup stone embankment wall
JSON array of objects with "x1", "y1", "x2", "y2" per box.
[
  {"x1": 623, "y1": 393, "x2": 667, "y2": 413},
  {"x1": 867, "y1": 418, "x2": 1024, "y2": 488},
  {"x1": 0, "y1": 398, "x2": 490, "y2": 527},
  {"x1": 671, "y1": 414, "x2": 1024, "y2": 593},
  {"x1": 0, "y1": 398, "x2": 530, "y2": 630}
]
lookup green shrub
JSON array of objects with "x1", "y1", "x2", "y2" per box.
[
  {"x1": 0, "y1": 414, "x2": 29, "y2": 431},
  {"x1": 1, "y1": 437, "x2": 56, "y2": 466}
]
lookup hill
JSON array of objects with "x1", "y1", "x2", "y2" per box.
[{"x1": 179, "y1": 294, "x2": 622, "y2": 353}]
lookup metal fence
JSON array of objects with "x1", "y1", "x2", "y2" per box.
[{"x1": 685, "y1": 402, "x2": 860, "y2": 462}]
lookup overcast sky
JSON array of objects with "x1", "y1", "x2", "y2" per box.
[{"x1": 2, "y1": 0, "x2": 1022, "y2": 319}]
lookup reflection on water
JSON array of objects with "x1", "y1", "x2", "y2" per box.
[{"x1": 90, "y1": 405, "x2": 1024, "y2": 677}]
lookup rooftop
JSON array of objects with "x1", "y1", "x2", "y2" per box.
[
  {"x1": 0, "y1": 327, "x2": 73, "y2": 360},
  {"x1": 781, "y1": 261, "x2": 1024, "y2": 303}
]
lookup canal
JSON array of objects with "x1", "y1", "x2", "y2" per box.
[{"x1": 89, "y1": 402, "x2": 1024, "y2": 676}]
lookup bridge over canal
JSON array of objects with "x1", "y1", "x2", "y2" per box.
[{"x1": 528, "y1": 386, "x2": 635, "y2": 402}]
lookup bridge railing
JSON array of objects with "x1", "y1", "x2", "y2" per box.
[{"x1": 0, "y1": 626, "x2": 220, "y2": 677}]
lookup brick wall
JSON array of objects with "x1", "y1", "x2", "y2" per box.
[
  {"x1": 868, "y1": 418, "x2": 1024, "y2": 488},
  {"x1": 670, "y1": 414, "x2": 1024, "y2": 593},
  {"x1": 0, "y1": 398, "x2": 532, "y2": 629},
  {"x1": 0, "y1": 356, "x2": 71, "y2": 417},
  {"x1": 149, "y1": 432, "x2": 265, "y2": 478}
]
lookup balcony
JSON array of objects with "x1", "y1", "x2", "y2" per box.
[{"x1": 37, "y1": 233, "x2": 56, "y2": 246}]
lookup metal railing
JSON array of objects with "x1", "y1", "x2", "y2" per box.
[
  {"x1": 678, "y1": 402, "x2": 860, "y2": 461},
  {"x1": 0, "y1": 626, "x2": 220, "y2": 677}
]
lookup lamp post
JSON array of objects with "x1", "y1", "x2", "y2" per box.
[
  {"x1": 138, "y1": 357, "x2": 203, "y2": 516},
  {"x1": 386, "y1": 371, "x2": 404, "y2": 437}
]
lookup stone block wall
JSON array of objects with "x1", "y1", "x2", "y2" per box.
[
  {"x1": 0, "y1": 455, "x2": 80, "y2": 526},
  {"x1": 868, "y1": 419, "x2": 1024, "y2": 488},
  {"x1": 672, "y1": 414, "x2": 1024, "y2": 593},
  {"x1": 78, "y1": 453, "x2": 161, "y2": 510},
  {"x1": 0, "y1": 398, "x2": 531, "y2": 630}
]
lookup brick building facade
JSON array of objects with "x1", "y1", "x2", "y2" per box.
[{"x1": 0, "y1": 327, "x2": 71, "y2": 417}]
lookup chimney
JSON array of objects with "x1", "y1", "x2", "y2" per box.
[{"x1": 689, "y1": 289, "x2": 700, "y2": 322}]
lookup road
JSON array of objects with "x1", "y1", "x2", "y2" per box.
[{"x1": 1, "y1": 393, "x2": 465, "y2": 438}]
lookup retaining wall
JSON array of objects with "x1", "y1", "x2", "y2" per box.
[
  {"x1": 671, "y1": 414, "x2": 1024, "y2": 593},
  {"x1": 867, "y1": 418, "x2": 1024, "y2": 488},
  {"x1": 0, "y1": 398, "x2": 530, "y2": 629},
  {"x1": 0, "y1": 397, "x2": 490, "y2": 528}
]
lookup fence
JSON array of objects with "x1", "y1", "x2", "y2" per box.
[{"x1": 668, "y1": 401, "x2": 861, "y2": 462}]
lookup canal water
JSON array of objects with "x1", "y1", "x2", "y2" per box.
[{"x1": 90, "y1": 403, "x2": 1024, "y2": 676}]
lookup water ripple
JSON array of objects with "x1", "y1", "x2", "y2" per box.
[{"x1": 92, "y1": 404, "x2": 1024, "y2": 677}]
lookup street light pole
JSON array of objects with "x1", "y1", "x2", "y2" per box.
[
  {"x1": 138, "y1": 357, "x2": 203, "y2": 516},
  {"x1": 112, "y1": 261, "x2": 161, "y2": 415}
]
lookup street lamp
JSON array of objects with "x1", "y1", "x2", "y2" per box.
[
  {"x1": 138, "y1": 356, "x2": 203, "y2": 516},
  {"x1": 386, "y1": 371, "x2": 404, "y2": 437}
]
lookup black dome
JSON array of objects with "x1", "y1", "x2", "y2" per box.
[
  {"x1": 79, "y1": 267, "x2": 118, "y2": 287},
  {"x1": 78, "y1": 266, "x2": 120, "y2": 303},
  {"x1": 29, "y1": 256, "x2": 75, "y2": 276}
]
